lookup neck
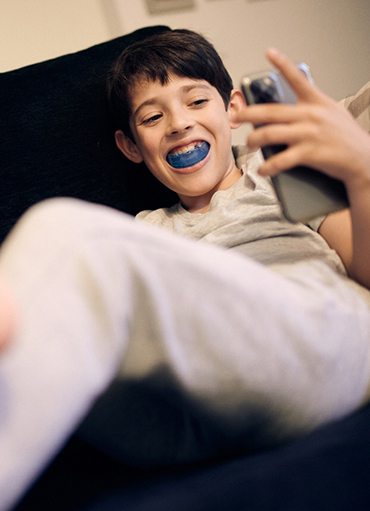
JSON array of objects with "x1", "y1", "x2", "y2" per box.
[{"x1": 179, "y1": 164, "x2": 242, "y2": 213}]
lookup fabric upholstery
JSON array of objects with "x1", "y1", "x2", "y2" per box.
[
  {"x1": 0, "y1": 25, "x2": 176, "y2": 245},
  {"x1": 340, "y1": 80, "x2": 370, "y2": 132}
]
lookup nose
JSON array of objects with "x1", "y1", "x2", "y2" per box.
[{"x1": 167, "y1": 107, "x2": 194, "y2": 135}]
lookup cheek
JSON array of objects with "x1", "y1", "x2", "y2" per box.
[
  {"x1": 137, "y1": 128, "x2": 163, "y2": 155},
  {"x1": 135, "y1": 136, "x2": 157, "y2": 160},
  {"x1": 208, "y1": 110, "x2": 231, "y2": 134}
]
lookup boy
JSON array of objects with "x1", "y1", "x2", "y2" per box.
[
  {"x1": 1, "y1": 28, "x2": 370, "y2": 511},
  {"x1": 108, "y1": 29, "x2": 370, "y2": 286}
]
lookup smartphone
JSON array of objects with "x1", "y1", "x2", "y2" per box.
[{"x1": 240, "y1": 65, "x2": 348, "y2": 223}]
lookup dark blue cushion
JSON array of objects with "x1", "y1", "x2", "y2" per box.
[{"x1": 15, "y1": 402, "x2": 370, "y2": 510}]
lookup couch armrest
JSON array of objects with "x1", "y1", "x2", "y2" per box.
[{"x1": 340, "y1": 81, "x2": 370, "y2": 133}]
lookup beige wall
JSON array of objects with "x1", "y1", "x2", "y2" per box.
[
  {"x1": 2, "y1": 0, "x2": 369, "y2": 142},
  {"x1": 110, "y1": 0, "x2": 370, "y2": 99},
  {"x1": 0, "y1": 0, "x2": 114, "y2": 71},
  {"x1": 110, "y1": 0, "x2": 370, "y2": 142}
]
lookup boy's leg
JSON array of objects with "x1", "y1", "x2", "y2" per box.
[
  {"x1": 0, "y1": 282, "x2": 15, "y2": 352},
  {"x1": 0, "y1": 199, "x2": 134, "y2": 510},
  {"x1": 1, "y1": 198, "x2": 370, "y2": 510}
]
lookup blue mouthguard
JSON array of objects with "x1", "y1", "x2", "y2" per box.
[{"x1": 167, "y1": 141, "x2": 210, "y2": 169}]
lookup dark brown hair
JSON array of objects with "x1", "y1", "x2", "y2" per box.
[{"x1": 106, "y1": 28, "x2": 234, "y2": 139}]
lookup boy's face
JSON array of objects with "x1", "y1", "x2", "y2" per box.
[{"x1": 116, "y1": 74, "x2": 243, "y2": 211}]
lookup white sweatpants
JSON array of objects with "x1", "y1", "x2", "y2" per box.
[{"x1": 0, "y1": 198, "x2": 370, "y2": 511}]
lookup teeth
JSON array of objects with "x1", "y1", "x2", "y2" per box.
[{"x1": 169, "y1": 141, "x2": 202, "y2": 156}]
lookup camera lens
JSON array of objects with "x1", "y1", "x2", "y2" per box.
[{"x1": 251, "y1": 77, "x2": 279, "y2": 103}]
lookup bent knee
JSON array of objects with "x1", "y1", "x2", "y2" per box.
[
  {"x1": 18, "y1": 198, "x2": 91, "y2": 231},
  {"x1": 0, "y1": 198, "x2": 94, "y2": 261}
]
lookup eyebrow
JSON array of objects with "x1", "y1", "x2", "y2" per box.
[{"x1": 132, "y1": 83, "x2": 212, "y2": 120}]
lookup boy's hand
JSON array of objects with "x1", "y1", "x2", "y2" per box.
[{"x1": 239, "y1": 48, "x2": 370, "y2": 193}]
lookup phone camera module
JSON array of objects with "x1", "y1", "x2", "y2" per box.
[{"x1": 251, "y1": 76, "x2": 279, "y2": 103}]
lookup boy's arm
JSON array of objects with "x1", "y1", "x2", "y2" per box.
[
  {"x1": 236, "y1": 48, "x2": 370, "y2": 289},
  {"x1": 319, "y1": 179, "x2": 370, "y2": 289}
]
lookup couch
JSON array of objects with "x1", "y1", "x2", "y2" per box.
[{"x1": 1, "y1": 24, "x2": 370, "y2": 511}]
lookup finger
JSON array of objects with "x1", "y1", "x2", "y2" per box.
[
  {"x1": 258, "y1": 145, "x2": 306, "y2": 177},
  {"x1": 239, "y1": 102, "x2": 303, "y2": 126},
  {"x1": 266, "y1": 48, "x2": 326, "y2": 103},
  {"x1": 247, "y1": 123, "x2": 303, "y2": 151}
]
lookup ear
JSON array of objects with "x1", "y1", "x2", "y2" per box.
[
  {"x1": 227, "y1": 89, "x2": 246, "y2": 129},
  {"x1": 115, "y1": 130, "x2": 143, "y2": 164}
]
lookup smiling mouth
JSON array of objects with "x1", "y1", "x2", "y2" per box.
[{"x1": 166, "y1": 141, "x2": 210, "y2": 169}]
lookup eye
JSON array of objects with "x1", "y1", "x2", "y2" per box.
[
  {"x1": 191, "y1": 98, "x2": 209, "y2": 107},
  {"x1": 141, "y1": 113, "x2": 162, "y2": 126}
]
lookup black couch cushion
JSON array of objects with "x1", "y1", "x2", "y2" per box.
[{"x1": 0, "y1": 25, "x2": 177, "y2": 245}]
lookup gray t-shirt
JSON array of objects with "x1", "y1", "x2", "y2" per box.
[{"x1": 136, "y1": 147, "x2": 346, "y2": 277}]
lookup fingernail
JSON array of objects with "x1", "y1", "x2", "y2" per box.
[{"x1": 267, "y1": 48, "x2": 284, "y2": 61}]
